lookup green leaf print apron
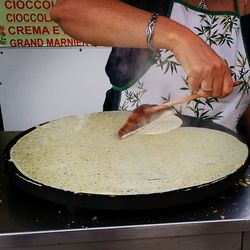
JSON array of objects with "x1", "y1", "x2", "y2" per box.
[{"x1": 118, "y1": 0, "x2": 250, "y2": 132}]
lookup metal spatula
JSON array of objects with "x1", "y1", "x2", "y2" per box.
[{"x1": 118, "y1": 93, "x2": 200, "y2": 139}]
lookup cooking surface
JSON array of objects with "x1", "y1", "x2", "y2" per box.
[
  {"x1": 1, "y1": 131, "x2": 250, "y2": 234},
  {"x1": 3, "y1": 114, "x2": 248, "y2": 211}
]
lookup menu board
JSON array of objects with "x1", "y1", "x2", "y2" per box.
[{"x1": 0, "y1": 0, "x2": 90, "y2": 47}]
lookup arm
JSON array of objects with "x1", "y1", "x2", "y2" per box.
[
  {"x1": 50, "y1": 0, "x2": 234, "y2": 98},
  {"x1": 243, "y1": 0, "x2": 250, "y2": 15}
]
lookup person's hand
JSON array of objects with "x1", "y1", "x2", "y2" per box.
[{"x1": 169, "y1": 26, "x2": 234, "y2": 98}]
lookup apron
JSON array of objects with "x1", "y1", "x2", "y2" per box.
[{"x1": 118, "y1": 0, "x2": 250, "y2": 131}]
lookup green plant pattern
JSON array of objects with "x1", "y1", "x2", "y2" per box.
[
  {"x1": 119, "y1": 50, "x2": 182, "y2": 111},
  {"x1": 231, "y1": 51, "x2": 250, "y2": 108},
  {"x1": 161, "y1": 12, "x2": 248, "y2": 122},
  {"x1": 119, "y1": 7, "x2": 249, "y2": 125},
  {"x1": 155, "y1": 50, "x2": 181, "y2": 75},
  {"x1": 119, "y1": 80, "x2": 147, "y2": 111},
  {"x1": 194, "y1": 14, "x2": 239, "y2": 47}
]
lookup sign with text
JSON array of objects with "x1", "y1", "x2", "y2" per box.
[{"x1": 0, "y1": 0, "x2": 90, "y2": 47}]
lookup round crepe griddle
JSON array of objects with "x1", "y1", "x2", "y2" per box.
[{"x1": 3, "y1": 114, "x2": 249, "y2": 210}]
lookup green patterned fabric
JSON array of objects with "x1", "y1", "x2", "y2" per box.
[{"x1": 118, "y1": 0, "x2": 250, "y2": 131}]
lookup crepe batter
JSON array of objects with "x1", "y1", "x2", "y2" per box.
[{"x1": 10, "y1": 112, "x2": 248, "y2": 195}]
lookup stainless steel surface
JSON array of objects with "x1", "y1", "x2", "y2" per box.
[
  {"x1": 1, "y1": 131, "x2": 250, "y2": 249},
  {"x1": 242, "y1": 231, "x2": 250, "y2": 250},
  {"x1": 0, "y1": 231, "x2": 242, "y2": 250}
]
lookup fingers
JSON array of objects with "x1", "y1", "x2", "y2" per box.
[
  {"x1": 172, "y1": 29, "x2": 235, "y2": 99},
  {"x1": 186, "y1": 74, "x2": 201, "y2": 93},
  {"x1": 187, "y1": 61, "x2": 235, "y2": 99},
  {"x1": 197, "y1": 84, "x2": 213, "y2": 98},
  {"x1": 220, "y1": 70, "x2": 234, "y2": 98},
  {"x1": 210, "y1": 62, "x2": 224, "y2": 97}
]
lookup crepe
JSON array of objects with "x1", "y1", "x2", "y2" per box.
[
  {"x1": 138, "y1": 110, "x2": 183, "y2": 135},
  {"x1": 10, "y1": 111, "x2": 248, "y2": 195}
]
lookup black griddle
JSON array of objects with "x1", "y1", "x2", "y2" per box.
[{"x1": 2, "y1": 114, "x2": 248, "y2": 210}]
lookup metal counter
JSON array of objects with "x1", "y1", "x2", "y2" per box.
[{"x1": 0, "y1": 132, "x2": 250, "y2": 250}]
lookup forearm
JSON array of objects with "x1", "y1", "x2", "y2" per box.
[
  {"x1": 50, "y1": 0, "x2": 188, "y2": 49},
  {"x1": 50, "y1": 0, "x2": 234, "y2": 99}
]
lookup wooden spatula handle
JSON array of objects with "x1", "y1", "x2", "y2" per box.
[
  {"x1": 153, "y1": 82, "x2": 240, "y2": 112},
  {"x1": 152, "y1": 93, "x2": 200, "y2": 112}
]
